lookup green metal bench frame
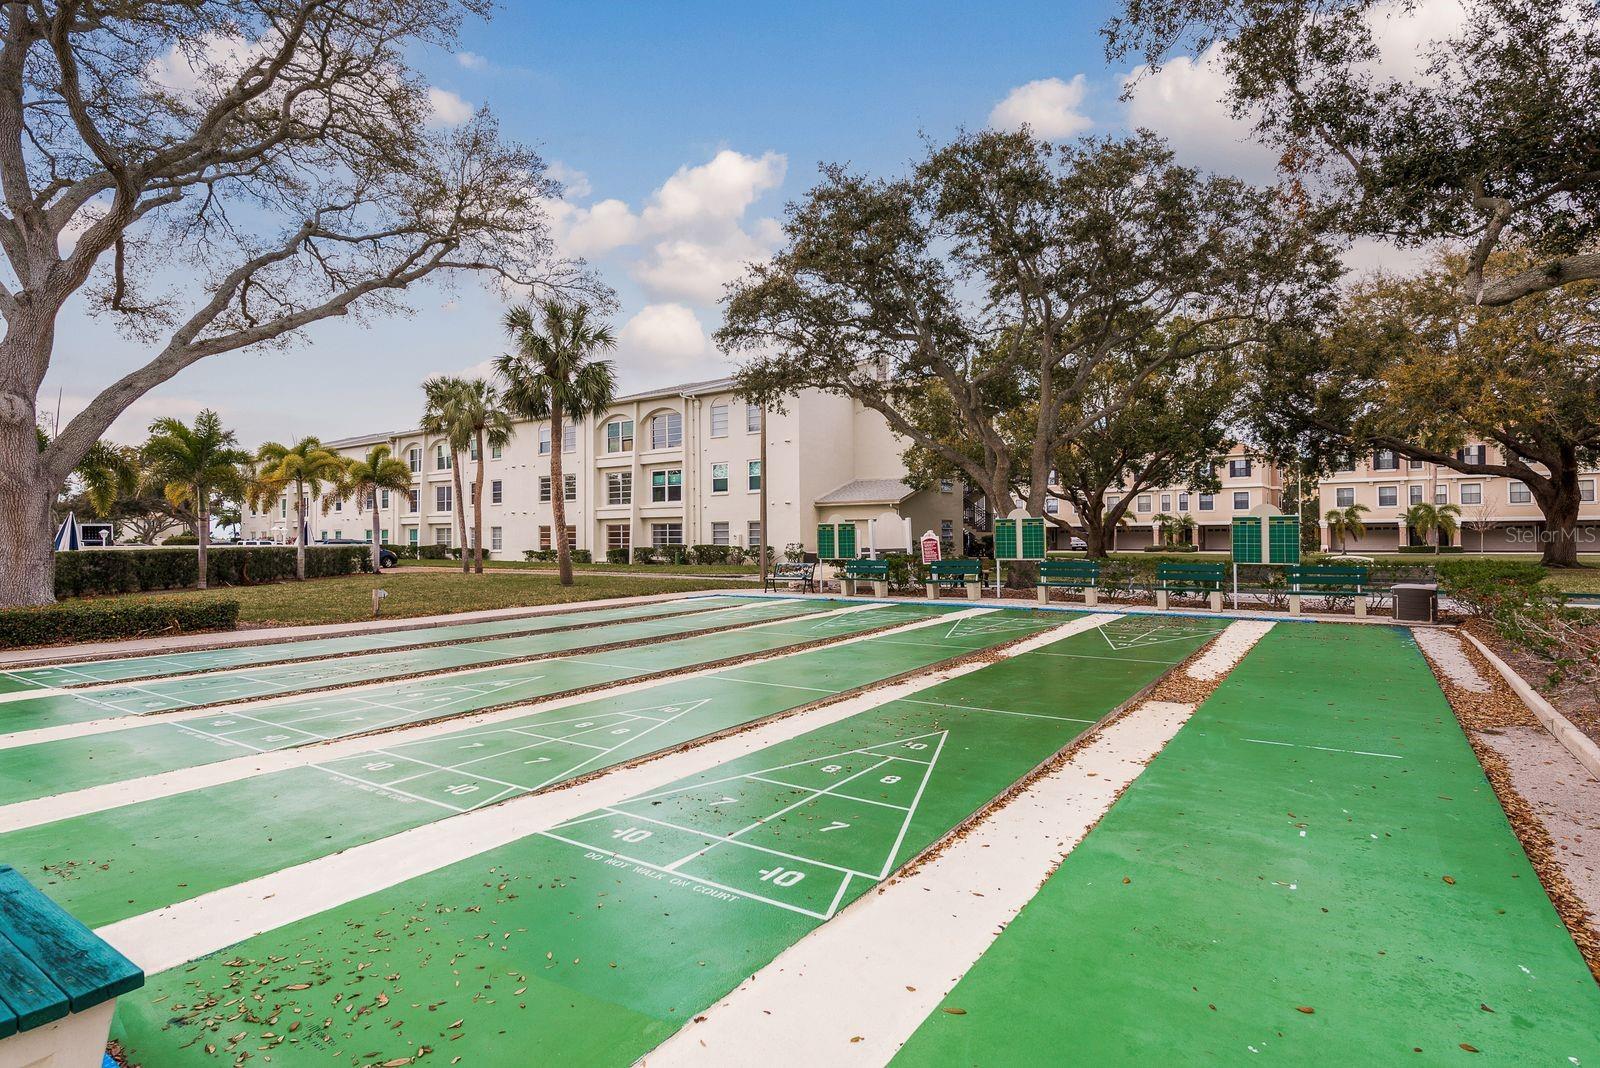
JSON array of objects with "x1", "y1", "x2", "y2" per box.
[
  {"x1": 926, "y1": 559, "x2": 984, "y2": 599},
  {"x1": 838, "y1": 558, "x2": 890, "y2": 596},
  {"x1": 1285, "y1": 564, "x2": 1370, "y2": 616},
  {"x1": 764, "y1": 561, "x2": 816, "y2": 594},
  {"x1": 1155, "y1": 562, "x2": 1227, "y2": 611},
  {"x1": 1037, "y1": 559, "x2": 1102, "y2": 604}
]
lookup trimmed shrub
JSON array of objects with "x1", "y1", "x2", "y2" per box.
[
  {"x1": 162, "y1": 533, "x2": 199, "y2": 545},
  {"x1": 689, "y1": 544, "x2": 734, "y2": 565},
  {"x1": 606, "y1": 548, "x2": 629, "y2": 564},
  {"x1": 0, "y1": 599, "x2": 240, "y2": 649},
  {"x1": 1396, "y1": 544, "x2": 1465, "y2": 554},
  {"x1": 570, "y1": 549, "x2": 592, "y2": 564},
  {"x1": 523, "y1": 549, "x2": 557, "y2": 562},
  {"x1": 53, "y1": 546, "x2": 368, "y2": 598},
  {"x1": 631, "y1": 546, "x2": 658, "y2": 565}
]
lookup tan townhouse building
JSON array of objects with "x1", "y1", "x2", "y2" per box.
[
  {"x1": 239, "y1": 377, "x2": 961, "y2": 560},
  {"x1": 1042, "y1": 445, "x2": 1284, "y2": 550},
  {"x1": 1317, "y1": 445, "x2": 1600, "y2": 553}
]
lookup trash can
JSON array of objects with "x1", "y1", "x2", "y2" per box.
[{"x1": 1392, "y1": 582, "x2": 1438, "y2": 623}]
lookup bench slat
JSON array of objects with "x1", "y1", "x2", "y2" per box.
[
  {"x1": 0, "y1": 867, "x2": 143, "y2": 1016},
  {"x1": 0, "y1": 931, "x2": 68, "y2": 1036}
]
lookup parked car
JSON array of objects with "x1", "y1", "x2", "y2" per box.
[
  {"x1": 1067, "y1": 536, "x2": 1087, "y2": 551},
  {"x1": 318, "y1": 538, "x2": 397, "y2": 569}
]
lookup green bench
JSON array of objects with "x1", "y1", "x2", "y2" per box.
[
  {"x1": 926, "y1": 559, "x2": 983, "y2": 600},
  {"x1": 1286, "y1": 563, "x2": 1370, "y2": 617},
  {"x1": 839, "y1": 558, "x2": 890, "y2": 598},
  {"x1": 1156, "y1": 562, "x2": 1226, "y2": 612},
  {"x1": 1037, "y1": 559, "x2": 1102, "y2": 606},
  {"x1": 0, "y1": 864, "x2": 142, "y2": 1064},
  {"x1": 764, "y1": 560, "x2": 817, "y2": 594}
]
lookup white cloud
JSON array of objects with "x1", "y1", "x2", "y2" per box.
[
  {"x1": 1121, "y1": 0, "x2": 1471, "y2": 183},
  {"x1": 426, "y1": 86, "x2": 473, "y2": 128},
  {"x1": 617, "y1": 304, "x2": 713, "y2": 371},
  {"x1": 989, "y1": 76, "x2": 1092, "y2": 140},
  {"x1": 456, "y1": 51, "x2": 488, "y2": 71},
  {"x1": 53, "y1": 391, "x2": 209, "y2": 445},
  {"x1": 145, "y1": 34, "x2": 261, "y2": 98},
  {"x1": 544, "y1": 149, "x2": 787, "y2": 303}
]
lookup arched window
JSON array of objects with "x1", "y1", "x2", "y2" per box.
[{"x1": 650, "y1": 411, "x2": 683, "y2": 449}]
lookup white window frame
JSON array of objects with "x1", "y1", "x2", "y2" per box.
[
  {"x1": 650, "y1": 412, "x2": 683, "y2": 450},
  {"x1": 710, "y1": 462, "x2": 729, "y2": 494},
  {"x1": 709, "y1": 402, "x2": 729, "y2": 438}
]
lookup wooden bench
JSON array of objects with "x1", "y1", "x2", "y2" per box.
[
  {"x1": 764, "y1": 560, "x2": 817, "y2": 594},
  {"x1": 1156, "y1": 562, "x2": 1226, "y2": 612},
  {"x1": 1037, "y1": 559, "x2": 1102, "y2": 606},
  {"x1": 1286, "y1": 564, "x2": 1369, "y2": 617},
  {"x1": 839, "y1": 558, "x2": 890, "y2": 598},
  {"x1": 0, "y1": 864, "x2": 143, "y2": 1066},
  {"x1": 926, "y1": 559, "x2": 983, "y2": 600}
]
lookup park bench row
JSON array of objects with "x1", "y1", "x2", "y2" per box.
[{"x1": 767, "y1": 559, "x2": 1373, "y2": 617}]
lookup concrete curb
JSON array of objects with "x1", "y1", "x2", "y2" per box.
[{"x1": 1466, "y1": 632, "x2": 1600, "y2": 782}]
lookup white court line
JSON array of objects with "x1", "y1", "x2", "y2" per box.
[
  {"x1": 0, "y1": 686, "x2": 71, "y2": 705},
  {"x1": 3, "y1": 606, "x2": 1006, "y2": 834},
  {"x1": 1242, "y1": 737, "x2": 1403, "y2": 760},
  {"x1": 583, "y1": 806, "x2": 885, "y2": 880},
  {"x1": 96, "y1": 610, "x2": 1102, "y2": 974},
  {"x1": 898, "y1": 697, "x2": 1095, "y2": 724},
  {"x1": 742, "y1": 773, "x2": 911, "y2": 810},
  {"x1": 642, "y1": 618, "x2": 1276, "y2": 1067}
]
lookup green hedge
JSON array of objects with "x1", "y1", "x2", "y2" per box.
[
  {"x1": 54, "y1": 546, "x2": 370, "y2": 599},
  {"x1": 0, "y1": 599, "x2": 240, "y2": 649}
]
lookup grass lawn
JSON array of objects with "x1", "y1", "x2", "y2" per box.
[
  {"x1": 112, "y1": 570, "x2": 741, "y2": 628},
  {"x1": 401, "y1": 558, "x2": 760, "y2": 577}
]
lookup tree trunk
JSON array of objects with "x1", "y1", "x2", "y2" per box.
[
  {"x1": 551, "y1": 413, "x2": 572, "y2": 586},
  {"x1": 1534, "y1": 478, "x2": 1582, "y2": 567},
  {"x1": 473, "y1": 428, "x2": 486, "y2": 574},
  {"x1": 371, "y1": 506, "x2": 383, "y2": 573},
  {"x1": 294, "y1": 485, "x2": 307, "y2": 580},
  {"x1": 450, "y1": 450, "x2": 467, "y2": 572},
  {"x1": 1082, "y1": 520, "x2": 1110, "y2": 559},
  {"x1": 197, "y1": 504, "x2": 210, "y2": 590},
  {"x1": 0, "y1": 470, "x2": 58, "y2": 607}
]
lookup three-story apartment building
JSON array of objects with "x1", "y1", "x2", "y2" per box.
[
  {"x1": 239, "y1": 377, "x2": 961, "y2": 559},
  {"x1": 1317, "y1": 446, "x2": 1600, "y2": 552}
]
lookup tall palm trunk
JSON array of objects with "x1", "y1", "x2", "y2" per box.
[
  {"x1": 473, "y1": 428, "x2": 487, "y2": 574},
  {"x1": 294, "y1": 483, "x2": 307, "y2": 580},
  {"x1": 450, "y1": 449, "x2": 468, "y2": 572},
  {"x1": 197, "y1": 495, "x2": 210, "y2": 590},
  {"x1": 550, "y1": 413, "x2": 573, "y2": 586},
  {"x1": 370, "y1": 505, "x2": 383, "y2": 573}
]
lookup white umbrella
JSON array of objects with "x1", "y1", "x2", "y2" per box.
[{"x1": 54, "y1": 511, "x2": 82, "y2": 551}]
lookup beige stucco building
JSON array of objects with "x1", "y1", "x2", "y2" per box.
[
  {"x1": 1316, "y1": 445, "x2": 1600, "y2": 552},
  {"x1": 1042, "y1": 446, "x2": 1285, "y2": 551},
  {"x1": 239, "y1": 377, "x2": 961, "y2": 559}
]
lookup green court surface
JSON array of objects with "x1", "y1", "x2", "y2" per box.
[
  {"x1": 0, "y1": 595, "x2": 743, "y2": 690},
  {"x1": 109, "y1": 615, "x2": 1223, "y2": 1067},
  {"x1": 0, "y1": 597, "x2": 796, "y2": 736},
  {"x1": 4, "y1": 608, "x2": 1064, "y2": 926},
  {"x1": 0, "y1": 601, "x2": 942, "y2": 807},
  {"x1": 892, "y1": 624, "x2": 1600, "y2": 1065}
]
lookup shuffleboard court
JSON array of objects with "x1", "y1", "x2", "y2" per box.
[
  {"x1": 0, "y1": 597, "x2": 801, "y2": 736},
  {"x1": 891, "y1": 624, "x2": 1600, "y2": 1064},
  {"x1": 2, "y1": 607, "x2": 1061, "y2": 926},
  {"x1": 108, "y1": 614, "x2": 1223, "y2": 1067},
  {"x1": 0, "y1": 601, "x2": 936, "y2": 807},
  {"x1": 0, "y1": 595, "x2": 745, "y2": 690}
]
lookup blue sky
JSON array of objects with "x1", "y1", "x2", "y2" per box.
[{"x1": 46, "y1": 0, "x2": 1308, "y2": 448}]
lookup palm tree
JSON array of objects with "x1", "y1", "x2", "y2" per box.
[
  {"x1": 421, "y1": 376, "x2": 473, "y2": 572},
  {"x1": 1324, "y1": 503, "x2": 1370, "y2": 552},
  {"x1": 73, "y1": 440, "x2": 141, "y2": 519},
  {"x1": 255, "y1": 437, "x2": 344, "y2": 579},
  {"x1": 496, "y1": 300, "x2": 618, "y2": 586},
  {"x1": 448, "y1": 379, "x2": 515, "y2": 573},
  {"x1": 1403, "y1": 501, "x2": 1462, "y2": 554},
  {"x1": 339, "y1": 444, "x2": 414, "y2": 573},
  {"x1": 143, "y1": 411, "x2": 251, "y2": 589}
]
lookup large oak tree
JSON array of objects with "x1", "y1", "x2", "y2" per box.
[
  {"x1": 1105, "y1": 0, "x2": 1600, "y2": 307},
  {"x1": 0, "y1": 1, "x2": 598, "y2": 606},
  {"x1": 721, "y1": 129, "x2": 1334, "y2": 543}
]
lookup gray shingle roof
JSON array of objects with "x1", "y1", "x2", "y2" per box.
[{"x1": 814, "y1": 478, "x2": 916, "y2": 505}]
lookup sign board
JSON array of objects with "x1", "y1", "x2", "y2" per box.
[
  {"x1": 1020, "y1": 517, "x2": 1047, "y2": 560},
  {"x1": 1231, "y1": 516, "x2": 1263, "y2": 564},
  {"x1": 816, "y1": 523, "x2": 836, "y2": 560},
  {"x1": 1267, "y1": 515, "x2": 1302, "y2": 564},
  {"x1": 836, "y1": 521, "x2": 858, "y2": 559},
  {"x1": 920, "y1": 530, "x2": 942, "y2": 565},
  {"x1": 993, "y1": 518, "x2": 1019, "y2": 560}
]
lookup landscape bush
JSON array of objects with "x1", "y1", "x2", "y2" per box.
[
  {"x1": 631, "y1": 546, "x2": 657, "y2": 565},
  {"x1": 689, "y1": 544, "x2": 735, "y2": 564},
  {"x1": 1396, "y1": 544, "x2": 1465, "y2": 554},
  {"x1": 606, "y1": 548, "x2": 629, "y2": 564},
  {"x1": 54, "y1": 546, "x2": 369, "y2": 598},
  {"x1": 0, "y1": 598, "x2": 240, "y2": 649},
  {"x1": 1441, "y1": 559, "x2": 1597, "y2": 690}
]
